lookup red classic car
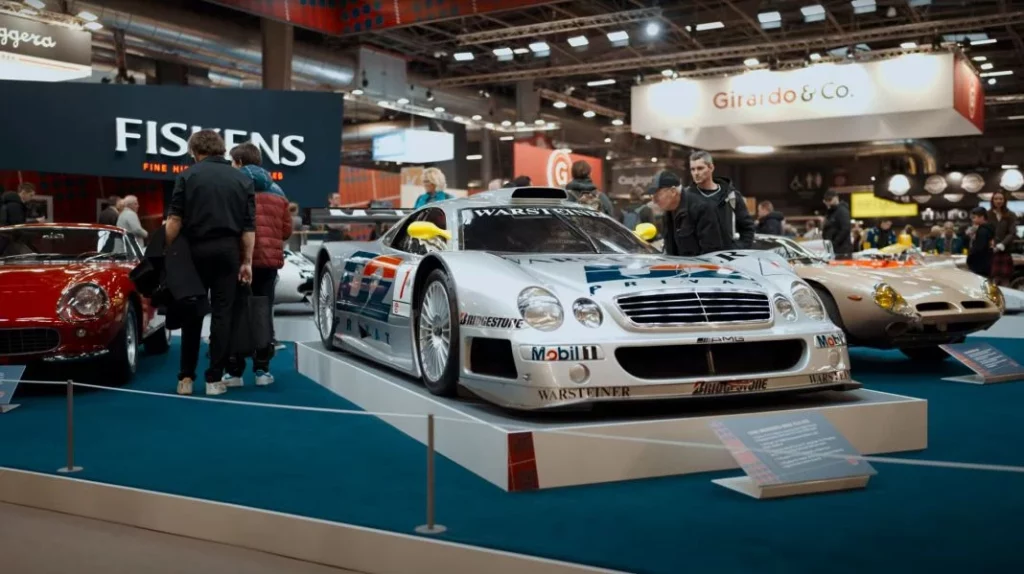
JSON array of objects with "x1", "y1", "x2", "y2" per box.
[{"x1": 0, "y1": 223, "x2": 169, "y2": 384}]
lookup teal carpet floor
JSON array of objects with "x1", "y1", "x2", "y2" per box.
[{"x1": 1, "y1": 337, "x2": 1023, "y2": 574}]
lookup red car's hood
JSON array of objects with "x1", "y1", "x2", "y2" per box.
[{"x1": 0, "y1": 263, "x2": 121, "y2": 320}]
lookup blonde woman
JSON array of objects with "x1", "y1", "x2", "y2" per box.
[{"x1": 414, "y1": 167, "x2": 453, "y2": 208}]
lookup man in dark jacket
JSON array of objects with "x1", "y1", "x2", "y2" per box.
[
  {"x1": 821, "y1": 189, "x2": 853, "y2": 257},
  {"x1": 967, "y1": 207, "x2": 995, "y2": 277},
  {"x1": 165, "y1": 130, "x2": 256, "y2": 397},
  {"x1": 756, "y1": 201, "x2": 785, "y2": 236},
  {"x1": 654, "y1": 151, "x2": 755, "y2": 256},
  {"x1": 0, "y1": 183, "x2": 36, "y2": 226}
]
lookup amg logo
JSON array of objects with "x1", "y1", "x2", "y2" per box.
[
  {"x1": 697, "y1": 336, "x2": 745, "y2": 343},
  {"x1": 809, "y1": 370, "x2": 850, "y2": 385},
  {"x1": 692, "y1": 379, "x2": 768, "y2": 396},
  {"x1": 536, "y1": 387, "x2": 631, "y2": 401},
  {"x1": 459, "y1": 313, "x2": 525, "y2": 330},
  {"x1": 530, "y1": 345, "x2": 600, "y2": 361},
  {"x1": 814, "y1": 333, "x2": 847, "y2": 348}
]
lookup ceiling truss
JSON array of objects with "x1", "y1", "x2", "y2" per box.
[
  {"x1": 429, "y1": 10, "x2": 1024, "y2": 87},
  {"x1": 455, "y1": 7, "x2": 662, "y2": 45}
]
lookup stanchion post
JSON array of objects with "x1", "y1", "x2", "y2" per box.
[
  {"x1": 57, "y1": 379, "x2": 83, "y2": 474},
  {"x1": 415, "y1": 413, "x2": 446, "y2": 534}
]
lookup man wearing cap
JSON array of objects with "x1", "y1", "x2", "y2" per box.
[{"x1": 651, "y1": 151, "x2": 756, "y2": 256}]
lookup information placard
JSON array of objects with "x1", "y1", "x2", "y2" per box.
[
  {"x1": 0, "y1": 365, "x2": 26, "y2": 414},
  {"x1": 709, "y1": 411, "x2": 876, "y2": 499},
  {"x1": 940, "y1": 342, "x2": 1024, "y2": 385}
]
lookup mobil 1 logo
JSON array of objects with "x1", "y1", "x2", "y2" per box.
[{"x1": 521, "y1": 344, "x2": 603, "y2": 362}]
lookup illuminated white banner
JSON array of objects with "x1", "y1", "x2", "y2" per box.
[
  {"x1": 631, "y1": 53, "x2": 984, "y2": 150},
  {"x1": 372, "y1": 129, "x2": 454, "y2": 164}
]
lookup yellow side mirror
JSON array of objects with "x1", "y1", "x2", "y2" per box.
[
  {"x1": 407, "y1": 221, "x2": 451, "y2": 241},
  {"x1": 634, "y1": 223, "x2": 658, "y2": 242}
]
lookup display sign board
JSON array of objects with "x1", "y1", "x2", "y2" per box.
[
  {"x1": 0, "y1": 365, "x2": 26, "y2": 413},
  {"x1": 709, "y1": 411, "x2": 876, "y2": 499},
  {"x1": 610, "y1": 165, "x2": 659, "y2": 198},
  {"x1": 850, "y1": 192, "x2": 919, "y2": 219},
  {"x1": 0, "y1": 13, "x2": 92, "y2": 82},
  {"x1": 372, "y1": 129, "x2": 454, "y2": 164},
  {"x1": 631, "y1": 53, "x2": 984, "y2": 149},
  {"x1": 940, "y1": 342, "x2": 1024, "y2": 385},
  {"x1": 513, "y1": 143, "x2": 604, "y2": 190},
  {"x1": 0, "y1": 80, "x2": 343, "y2": 208}
]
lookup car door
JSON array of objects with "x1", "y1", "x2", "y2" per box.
[{"x1": 336, "y1": 207, "x2": 451, "y2": 371}]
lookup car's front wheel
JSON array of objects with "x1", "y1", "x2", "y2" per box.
[
  {"x1": 315, "y1": 264, "x2": 338, "y2": 350},
  {"x1": 414, "y1": 269, "x2": 460, "y2": 397},
  {"x1": 900, "y1": 346, "x2": 951, "y2": 362},
  {"x1": 106, "y1": 304, "x2": 139, "y2": 385}
]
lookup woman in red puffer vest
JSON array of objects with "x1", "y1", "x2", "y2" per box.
[{"x1": 225, "y1": 142, "x2": 293, "y2": 387}]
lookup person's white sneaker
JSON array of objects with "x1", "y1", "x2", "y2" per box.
[
  {"x1": 222, "y1": 374, "x2": 244, "y2": 388},
  {"x1": 205, "y1": 382, "x2": 227, "y2": 396},
  {"x1": 177, "y1": 378, "x2": 193, "y2": 395},
  {"x1": 255, "y1": 371, "x2": 274, "y2": 386}
]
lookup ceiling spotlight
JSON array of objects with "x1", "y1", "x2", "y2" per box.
[
  {"x1": 757, "y1": 11, "x2": 781, "y2": 30},
  {"x1": 645, "y1": 22, "x2": 661, "y2": 38},
  {"x1": 971, "y1": 38, "x2": 997, "y2": 46},
  {"x1": 513, "y1": 48, "x2": 530, "y2": 55},
  {"x1": 351, "y1": 88, "x2": 364, "y2": 96},
  {"x1": 645, "y1": 135, "x2": 652, "y2": 140},
  {"x1": 851, "y1": 0, "x2": 877, "y2": 15},
  {"x1": 515, "y1": 120, "x2": 526, "y2": 127},
  {"x1": 612, "y1": 118, "x2": 624, "y2": 126},
  {"x1": 501, "y1": 120, "x2": 512, "y2": 126},
  {"x1": 471, "y1": 114, "x2": 482, "y2": 121},
  {"x1": 651, "y1": 157, "x2": 658, "y2": 163},
  {"x1": 988, "y1": 78, "x2": 997, "y2": 85},
  {"x1": 453, "y1": 52, "x2": 474, "y2": 61},
  {"x1": 981, "y1": 70, "x2": 1013, "y2": 77},
  {"x1": 397, "y1": 97, "x2": 410, "y2": 104},
  {"x1": 433, "y1": 106, "x2": 445, "y2": 112},
  {"x1": 377, "y1": 100, "x2": 389, "y2": 106},
  {"x1": 607, "y1": 30, "x2": 629, "y2": 43},
  {"x1": 499, "y1": 136, "x2": 515, "y2": 141},
  {"x1": 695, "y1": 21, "x2": 724, "y2": 31},
  {"x1": 25, "y1": 0, "x2": 47, "y2": 9},
  {"x1": 809, "y1": 52, "x2": 822, "y2": 61},
  {"x1": 553, "y1": 101, "x2": 567, "y2": 109},
  {"x1": 529, "y1": 41, "x2": 551, "y2": 53},
  {"x1": 973, "y1": 56, "x2": 987, "y2": 62},
  {"x1": 466, "y1": 154, "x2": 483, "y2": 161},
  {"x1": 534, "y1": 119, "x2": 545, "y2": 125},
  {"x1": 76, "y1": 10, "x2": 98, "y2": 21},
  {"x1": 83, "y1": 21, "x2": 103, "y2": 31},
  {"x1": 661, "y1": 69, "x2": 674, "y2": 77},
  {"x1": 981, "y1": 63, "x2": 994, "y2": 70},
  {"x1": 800, "y1": 5, "x2": 826, "y2": 23},
  {"x1": 900, "y1": 42, "x2": 917, "y2": 49},
  {"x1": 604, "y1": 137, "x2": 612, "y2": 143},
  {"x1": 587, "y1": 79, "x2": 616, "y2": 87},
  {"x1": 567, "y1": 35, "x2": 589, "y2": 48},
  {"x1": 736, "y1": 145, "x2": 776, "y2": 154},
  {"x1": 583, "y1": 110, "x2": 596, "y2": 118},
  {"x1": 744, "y1": 58, "x2": 760, "y2": 67}
]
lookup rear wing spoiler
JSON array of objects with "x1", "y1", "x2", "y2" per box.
[{"x1": 309, "y1": 208, "x2": 411, "y2": 225}]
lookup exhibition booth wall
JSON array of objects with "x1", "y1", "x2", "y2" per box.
[
  {"x1": 513, "y1": 143, "x2": 605, "y2": 190},
  {"x1": 0, "y1": 80, "x2": 345, "y2": 209}
]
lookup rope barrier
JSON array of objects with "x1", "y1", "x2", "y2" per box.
[{"x1": 8, "y1": 377, "x2": 1024, "y2": 475}]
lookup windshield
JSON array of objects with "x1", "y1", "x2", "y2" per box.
[
  {"x1": 460, "y1": 206, "x2": 658, "y2": 254},
  {"x1": 751, "y1": 236, "x2": 819, "y2": 263},
  {"x1": 0, "y1": 227, "x2": 133, "y2": 262}
]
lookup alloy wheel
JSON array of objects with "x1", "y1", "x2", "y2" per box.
[{"x1": 417, "y1": 281, "x2": 452, "y2": 382}]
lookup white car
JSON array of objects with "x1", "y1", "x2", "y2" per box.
[{"x1": 275, "y1": 249, "x2": 314, "y2": 304}]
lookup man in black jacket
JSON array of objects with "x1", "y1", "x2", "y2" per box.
[
  {"x1": 654, "y1": 151, "x2": 755, "y2": 256},
  {"x1": 165, "y1": 130, "x2": 256, "y2": 396},
  {"x1": 821, "y1": 189, "x2": 853, "y2": 257},
  {"x1": 756, "y1": 201, "x2": 785, "y2": 236},
  {"x1": 967, "y1": 207, "x2": 995, "y2": 277},
  {"x1": 0, "y1": 183, "x2": 36, "y2": 226}
]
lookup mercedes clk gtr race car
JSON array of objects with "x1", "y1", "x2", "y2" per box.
[{"x1": 310, "y1": 187, "x2": 858, "y2": 411}]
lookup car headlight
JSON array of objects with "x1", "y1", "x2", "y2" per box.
[
  {"x1": 517, "y1": 286, "x2": 563, "y2": 331},
  {"x1": 873, "y1": 282, "x2": 913, "y2": 315},
  {"x1": 57, "y1": 283, "x2": 109, "y2": 322},
  {"x1": 984, "y1": 279, "x2": 1005, "y2": 311},
  {"x1": 572, "y1": 298, "x2": 603, "y2": 328},
  {"x1": 790, "y1": 282, "x2": 825, "y2": 321},
  {"x1": 774, "y1": 294, "x2": 797, "y2": 322}
]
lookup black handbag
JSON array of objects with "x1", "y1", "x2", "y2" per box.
[{"x1": 230, "y1": 283, "x2": 273, "y2": 357}]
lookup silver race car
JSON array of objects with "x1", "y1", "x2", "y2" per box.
[{"x1": 310, "y1": 187, "x2": 859, "y2": 410}]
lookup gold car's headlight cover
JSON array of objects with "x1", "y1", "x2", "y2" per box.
[{"x1": 873, "y1": 282, "x2": 913, "y2": 316}]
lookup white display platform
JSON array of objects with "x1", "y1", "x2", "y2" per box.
[{"x1": 296, "y1": 342, "x2": 929, "y2": 492}]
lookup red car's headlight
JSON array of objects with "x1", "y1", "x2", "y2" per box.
[{"x1": 57, "y1": 283, "x2": 110, "y2": 322}]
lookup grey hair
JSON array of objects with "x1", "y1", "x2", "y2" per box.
[{"x1": 689, "y1": 150, "x2": 714, "y2": 165}]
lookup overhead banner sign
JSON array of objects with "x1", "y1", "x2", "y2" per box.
[
  {"x1": 0, "y1": 12, "x2": 92, "y2": 82},
  {"x1": 372, "y1": 129, "x2": 454, "y2": 164},
  {"x1": 0, "y1": 80, "x2": 344, "y2": 207},
  {"x1": 513, "y1": 143, "x2": 604, "y2": 191},
  {"x1": 631, "y1": 53, "x2": 984, "y2": 150}
]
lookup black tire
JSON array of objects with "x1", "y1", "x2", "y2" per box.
[
  {"x1": 1011, "y1": 274, "x2": 1024, "y2": 291},
  {"x1": 144, "y1": 324, "x2": 171, "y2": 355},
  {"x1": 811, "y1": 285, "x2": 846, "y2": 330},
  {"x1": 414, "y1": 269, "x2": 460, "y2": 397},
  {"x1": 106, "y1": 304, "x2": 139, "y2": 385},
  {"x1": 315, "y1": 263, "x2": 339, "y2": 350},
  {"x1": 900, "y1": 346, "x2": 951, "y2": 362}
]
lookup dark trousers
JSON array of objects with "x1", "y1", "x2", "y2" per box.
[
  {"x1": 227, "y1": 267, "x2": 278, "y2": 375},
  {"x1": 179, "y1": 237, "x2": 241, "y2": 383}
]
